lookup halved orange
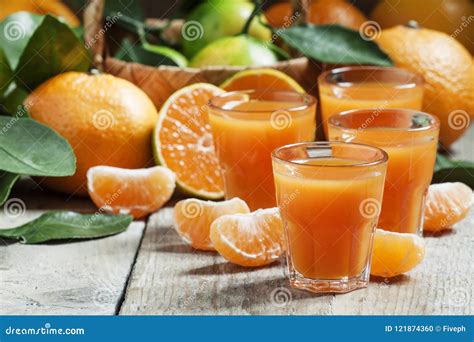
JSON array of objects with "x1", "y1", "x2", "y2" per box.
[
  {"x1": 371, "y1": 229, "x2": 425, "y2": 278},
  {"x1": 174, "y1": 197, "x2": 250, "y2": 251},
  {"x1": 210, "y1": 207, "x2": 285, "y2": 267},
  {"x1": 424, "y1": 182, "x2": 472, "y2": 232},
  {"x1": 153, "y1": 83, "x2": 225, "y2": 199},
  {"x1": 87, "y1": 166, "x2": 176, "y2": 219},
  {"x1": 220, "y1": 68, "x2": 305, "y2": 93}
]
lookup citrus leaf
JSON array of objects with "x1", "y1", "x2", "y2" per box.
[
  {"x1": 15, "y1": 15, "x2": 91, "y2": 90},
  {"x1": 0, "y1": 171, "x2": 19, "y2": 205},
  {"x1": 432, "y1": 154, "x2": 474, "y2": 188},
  {"x1": 0, "y1": 84, "x2": 29, "y2": 116},
  {"x1": 0, "y1": 12, "x2": 44, "y2": 69},
  {"x1": 0, "y1": 211, "x2": 133, "y2": 244},
  {"x1": 0, "y1": 117, "x2": 76, "y2": 176},
  {"x1": 0, "y1": 48, "x2": 13, "y2": 97},
  {"x1": 278, "y1": 24, "x2": 393, "y2": 66}
]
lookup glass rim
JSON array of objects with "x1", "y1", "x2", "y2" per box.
[
  {"x1": 208, "y1": 89, "x2": 316, "y2": 114},
  {"x1": 328, "y1": 108, "x2": 440, "y2": 133},
  {"x1": 271, "y1": 141, "x2": 389, "y2": 168},
  {"x1": 318, "y1": 66, "x2": 425, "y2": 90}
]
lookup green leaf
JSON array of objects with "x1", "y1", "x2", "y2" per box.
[
  {"x1": 0, "y1": 84, "x2": 29, "y2": 116},
  {"x1": 432, "y1": 154, "x2": 474, "y2": 188},
  {"x1": 0, "y1": 117, "x2": 76, "y2": 176},
  {"x1": 0, "y1": 171, "x2": 19, "y2": 205},
  {"x1": 278, "y1": 24, "x2": 393, "y2": 66},
  {"x1": 15, "y1": 15, "x2": 91, "y2": 90},
  {"x1": 0, "y1": 48, "x2": 13, "y2": 97},
  {"x1": 0, "y1": 12, "x2": 44, "y2": 69},
  {"x1": 115, "y1": 39, "x2": 182, "y2": 67},
  {"x1": 0, "y1": 211, "x2": 133, "y2": 244}
]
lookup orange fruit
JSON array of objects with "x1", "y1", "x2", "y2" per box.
[
  {"x1": 153, "y1": 83, "x2": 225, "y2": 199},
  {"x1": 376, "y1": 25, "x2": 474, "y2": 147},
  {"x1": 371, "y1": 0, "x2": 474, "y2": 54},
  {"x1": 174, "y1": 197, "x2": 250, "y2": 251},
  {"x1": 87, "y1": 165, "x2": 176, "y2": 219},
  {"x1": 265, "y1": 0, "x2": 367, "y2": 30},
  {"x1": 220, "y1": 68, "x2": 305, "y2": 93},
  {"x1": 424, "y1": 182, "x2": 472, "y2": 232},
  {"x1": 0, "y1": 0, "x2": 80, "y2": 26},
  {"x1": 25, "y1": 72, "x2": 158, "y2": 195},
  {"x1": 371, "y1": 229, "x2": 425, "y2": 278},
  {"x1": 210, "y1": 207, "x2": 285, "y2": 267}
]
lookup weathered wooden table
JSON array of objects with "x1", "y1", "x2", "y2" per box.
[{"x1": 1, "y1": 129, "x2": 473, "y2": 315}]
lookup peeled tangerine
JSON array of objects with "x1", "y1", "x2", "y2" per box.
[
  {"x1": 371, "y1": 229, "x2": 425, "y2": 278},
  {"x1": 210, "y1": 208, "x2": 285, "y2": 267},
  {"x1": 174, "y1": 198, "x2": 250, "y2": 251},
  {"x1": 87, "y1": 166, "x2": 176, "y2": 219},
  {"x1": 424, "y1": 182, "x2": 472, "y2": 232}
]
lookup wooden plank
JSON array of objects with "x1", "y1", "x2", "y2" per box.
[
  {"x1": 120, "y1": 208, "x2": 473, "y2": 315},
  {"x1": 0, "y1": 179, "x2": 145, "y2": 315},
  {"x1": 121, "y1": 127, "x2": 473, "y2": 315}
]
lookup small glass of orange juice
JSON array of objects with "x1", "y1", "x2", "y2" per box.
[
  {"x1": 318, "y1": 66, "x2": 424, "y2": 137},
  {"x1": 272, "y1": 142, "x2": 388, "y2": 293},
  {"x1": 208, "y1": 90, "x2": 316, "y2": 211},
  {"x1": 328, "y1": 109, "x2": 440, "y2": 235}
]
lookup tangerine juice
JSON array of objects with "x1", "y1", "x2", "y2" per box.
[
  {"x1": 329, "y1": 109, "x2": 440, "y2": 234},
  {"x1": 272, "y1": 142, "x2": 388, "y2": 293},
  {"x1": 318, "y1": 67, "x2": 424, "y2": 136},
  {"x1": 209, "y1": 90, "x2": 316, "y2": 211}
]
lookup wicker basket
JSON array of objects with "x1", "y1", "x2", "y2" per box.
[{"x1": 83, "y1": 0, "x2": 323, "y2": 109}]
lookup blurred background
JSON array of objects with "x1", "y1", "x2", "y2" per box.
[{"x1": 62, "y1": 0, "x2": 380, "y2": 17}]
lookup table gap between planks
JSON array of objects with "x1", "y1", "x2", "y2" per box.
[{"x1": 1, "y1": 128, "x2": 473, "y2": 315}]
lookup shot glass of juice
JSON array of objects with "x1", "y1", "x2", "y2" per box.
[
  {"x1": 272, "y1": 142, "x2": 388, "y2": 293},
  {"x1": 328, "y1": 109, "x2": 440, "y2": 235},
  {"x1": 318, "y1": 66, "x2": 424, "y2": 137},
  {"x1": 208, "y1": 90, "x2": 316, "y2": 211}
]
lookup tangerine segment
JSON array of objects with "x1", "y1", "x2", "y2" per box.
[
  {"x1": 154, "y1": 83, "x2": 225, "y2": 199},
  {"x1": 174, "y1": 197, "x2": 250, "y2": 251},
  {"x1": 220, "y1": 68, "x2": 305, "y2": 93},
  {"x1": 371, "y1": 229, "x2": 425, "y2": 278},
  {"x1": 210, "y1": 207, "x2": 285, "y2": 267},
  {"x1": 87, "y1": 166, "x2": 176, "y2": 219},
  {"x1": 424, "y1": 182, "x2": 472, "y2": 232}
]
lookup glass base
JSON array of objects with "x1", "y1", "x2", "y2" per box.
[{"x1": 289, "y1": 274, "x2": 368, "y2": 294}]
